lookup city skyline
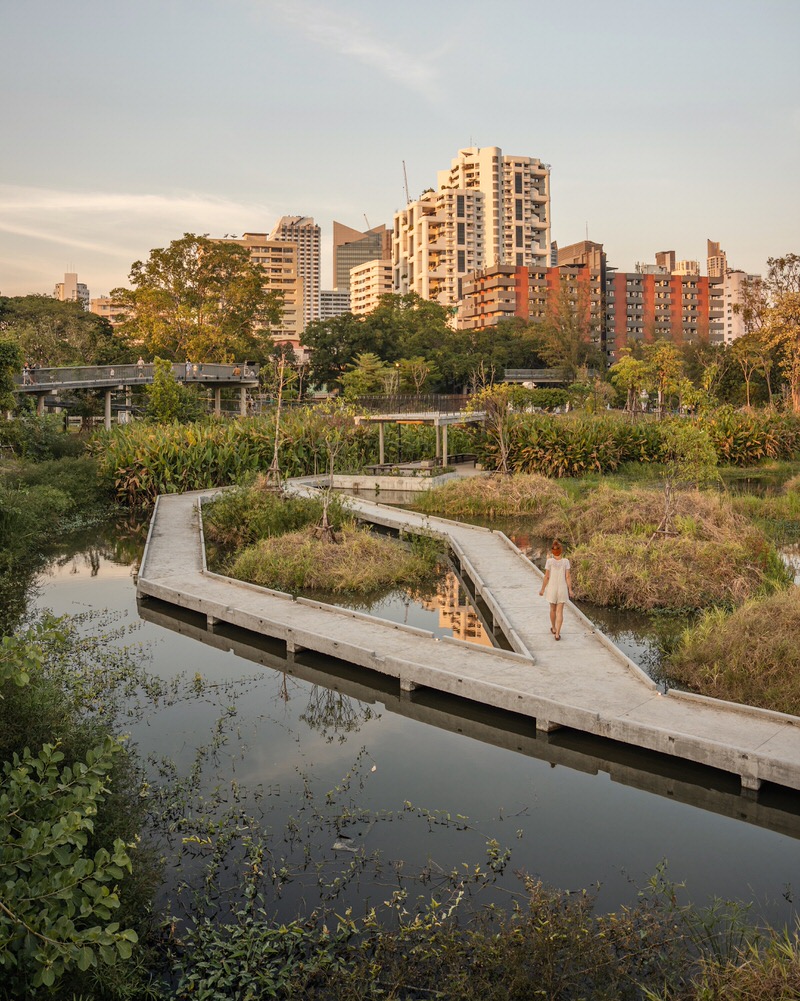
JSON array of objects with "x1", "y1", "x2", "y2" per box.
[{"x1": 1, "y1": 0, "x2": 798, "y2": 298}]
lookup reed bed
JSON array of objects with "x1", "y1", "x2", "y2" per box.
[
  {"x1": 571, "y1": 533, "x2": 785, "y2": 612},
  {"x1": 668, "y1": 588, "x2": 800, "y2": 714},
  {"x1": 226, "y1": 525, "x2": 442, "y2": 595},
  {"x1": 414, "y1": 473, "x2": 566, "y2": 518}
]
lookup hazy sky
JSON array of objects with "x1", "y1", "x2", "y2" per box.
[{"x1": 2, "y1": 0, "x2": 798, "y2": 298}]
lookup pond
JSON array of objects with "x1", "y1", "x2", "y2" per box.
[{"x1": 29, "y1": 514, "x2": 800, "y2": 930}]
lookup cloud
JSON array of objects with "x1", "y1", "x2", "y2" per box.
[
  {"x1": 269, "y1": 0, "x2": 440, "y2": 96},
  {"x1": 0, "y1": 185, "x2": 276, "y2": 296}
]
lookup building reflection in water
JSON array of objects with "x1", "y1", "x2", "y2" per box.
[{"x1": 421, "y1": 570, "x2": 493, "y2": 647}]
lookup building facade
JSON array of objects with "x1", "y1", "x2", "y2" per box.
[
  {"x1": 393, "y1": 146, "x2": 551, "y2": 312},
  {"x1": 721, "y1": 269, "x2": 760, "y2": 344},
  {"x1": 268, "y1": 216, "x2": 320, "y2": 327},
  {"x1": 349, "y1": 259, "x2": 393, "y2": 316},
  {"x1": 89, "y1": 296, "x2": 128, "y2": 326},
  {"x1": 54, "y1": 272, "x2": 89, "y2": 309},
  {"x1": 320, "y1": 289, "x2": 351, "y2": 320},
  {"x1": 332, "y1": 221, "x2": 391, "y2": 291},
  {"x1": 216, "y1": 232, "x2": 304, "y2": 353}
]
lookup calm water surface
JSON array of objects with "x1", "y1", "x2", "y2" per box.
[{"x1": 32, "y1": 518, "x2": 800, "y2": 927}]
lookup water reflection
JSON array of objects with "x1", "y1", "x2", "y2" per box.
[
  {"x1": 139, "y1": 595, "x2": 800, "y2": 844},
  {"x1": 28, "y1": 521, "x2": 800, "y2": 928}
]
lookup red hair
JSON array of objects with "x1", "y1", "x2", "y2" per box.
[{"x1": 551, "y1": 540, "x2": 563, "y2": 556}]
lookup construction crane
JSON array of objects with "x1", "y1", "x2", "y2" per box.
[
  {"x1": 363, "y1": 214, "x2": 371, "y2": 230},
  {"x1": 402, "y1": 160, "x2": 410, "y2": 204}
]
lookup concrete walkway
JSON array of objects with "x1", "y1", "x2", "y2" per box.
[{"x1": 137, "y1": 485, "x2": 800, "y2": 794}]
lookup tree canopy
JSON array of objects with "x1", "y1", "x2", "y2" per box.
[
  {"x1": 0, "y1": 296, "x2": 118, "y2": 367},
  {"x1": 111, "y1": 234, "x2": 283, "y2": 363}
]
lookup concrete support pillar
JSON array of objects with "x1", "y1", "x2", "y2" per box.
[
  {"x1": 741, "y1": 774, "x2": 761, "y2": 794},
  {"x1": 214, "y1": 388, "x2": 221, "y2": 416},
  {"x1": 104, "y1": 390, "x2": 112, "y2": 430},
  {"x1": 239, "y1": 386, "x2": 247, "y2": 417},
  {"x1": 442, "y1": 423, "x2": 449, "y2": 466},
  {"x1": 36, "y1": 394, "x2": 45, "y2": 416},
  {"x1": 122, "y1": 387, "x2": 132, "y2": 424},
  {"x1": 536, "y1": 718, "x2": 562, "y2": 733},
  {"x1": 378, "y1": 423, "x2": 385, "y2": 465},
  {"x1": 400, "y1": 677, "x2": 417, "y2": 693},
  {"x1": 434, "y1": 420, "x2": 441, "y2": 461}
]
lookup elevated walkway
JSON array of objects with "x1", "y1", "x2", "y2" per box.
[
  {"x1": 137, "y1": 484, "x2": 800, "y2": 795},
  {"x1": 14, "y1": 362, "x2": 258, "y2": 427}
]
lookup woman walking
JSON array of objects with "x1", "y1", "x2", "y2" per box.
[{"x1": 539, "y1": 540, "x2": 573, "y2": 641}]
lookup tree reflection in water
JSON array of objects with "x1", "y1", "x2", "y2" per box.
[{"x1": 299, "y1": 685, "x2": 376, "y2": 743}]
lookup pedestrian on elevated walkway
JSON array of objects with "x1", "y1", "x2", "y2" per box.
[{"x1": 539, "y1": 539, "x2": 573, "y2": 641}]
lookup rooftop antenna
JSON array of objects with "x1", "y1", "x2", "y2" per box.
[{"x1": 402, "y1": 160, "x2": 410, "y2": 204}]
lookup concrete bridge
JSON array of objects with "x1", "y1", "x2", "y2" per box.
[
  {"x1": 136, "y1": 482, "x2": 800, "y2": 797},
  {"x1": 13, "y1": 362, "x2": 259, "y2": 428}
]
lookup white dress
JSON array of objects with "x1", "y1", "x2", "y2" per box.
[{"x1": 543, "y1": 556, "x2": 570, "y2": 604}]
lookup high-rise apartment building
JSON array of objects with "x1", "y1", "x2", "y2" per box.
[
  {"x1": 54, "y1": 272, "x2": 89, "y2": 309},
  {"x1": 268, "y1": 216, "x2": 320, "y2": 327},
  {"x1": 216, "y1": 232, "x2": 304, "y2": 352},
  {"x1": 605, "y1": 270, "x2": 723, "y2": 355},
  {"x1": 459, "y1": 241, "x2": 605, "y2": 351},
  {"x1": 393, "y1": 145, "x2": 551, "y2": 311},
  {"x1": 721, "y1": 269, "x2": 760, "y2": 344},
  {"x1": 332, "y1": 221, "x2": 391, "y2": 291},
  {"x1": 393, "y1": 187, "x2": 485, "y2": 308},
  {"x1": 437, "y1": 146, "x2": 550, "y2": 269},
  {"x1": 707, "y1": 240, "x2": 728, "y2": 279},
  {"x1": 350, "y1": 259, "x2": 393, "y2": 315},
  {"x1": 90, "y1": 296, "x2": 128, "y2": 326}
]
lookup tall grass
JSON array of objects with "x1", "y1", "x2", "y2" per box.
[
  {"x1": 414, "y1": 473, "x2": 566, "y2": 518},
  {"x1": 226, "y1": 525, "x2": 443, "y2": 595},
  {"x1": 668, "y1": 588, "x2": 800, "y2": 714}
]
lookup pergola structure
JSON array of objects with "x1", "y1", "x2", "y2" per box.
[{"x1": 356, "y1": 408, "x2": 485, "y2": 467}]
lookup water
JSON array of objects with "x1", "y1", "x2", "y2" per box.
[{"x1": 30, "y1": 518, "x2": 800, "y2": 928}]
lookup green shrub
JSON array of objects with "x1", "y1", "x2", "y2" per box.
[{"x1": 0, "y1": 413, "x2": 85, "y2": 460}]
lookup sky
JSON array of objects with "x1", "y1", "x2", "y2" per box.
[{"x1": 1, "y1": 0, "x2": 798, "y2": 299}]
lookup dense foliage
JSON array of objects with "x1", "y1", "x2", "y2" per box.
[{"x1": 0, "y1": 296, "x2": 120, "y2": 368}]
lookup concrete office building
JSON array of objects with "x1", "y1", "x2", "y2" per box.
[
  {"x1": 54, "y1": 272, "x2": 89, "y2": 309},
  {"x1": 332, "y1": 221, "x2": 391, "y2": 291},
  {"x1": 320, "y1": 289, "x2": 351, "y2": 320},
  {"x1": 351, "y1": 259, "x2": 393, "y2": 315},
  {"x1": 269, "y1": 216, "x2": 320, "y2": 327}
]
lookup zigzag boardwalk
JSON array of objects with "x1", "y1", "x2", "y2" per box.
[{"x1": 137, "y1": 487, "x2": 800, "y2": 795}]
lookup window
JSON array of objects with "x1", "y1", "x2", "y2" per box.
[
  {"x1": 458, "y1": 251, "x2": 466, "y2": 271},
  {"x1": 515, "y1": 174, "x2": 523, "y2": 194},
  {"x1": 456, "y1": 194, "x2": 465, "y2": 217},
  {"x1": 457, "y1": 222, "x2": 465, "y2": 244},
  {"x1": 516, "y1": 226, "x2": 523, "y2": 248}
]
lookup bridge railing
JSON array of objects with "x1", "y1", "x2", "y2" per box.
[
  {"x1": 14, "y1": 362, "x2": 259, "y2": 388},
  {"x1": 354, "y1": 394, "x2": 473, "y2": 414}
]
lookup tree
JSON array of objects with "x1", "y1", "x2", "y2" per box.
[
  {"x1": 300, "y1": 312, "x2": 372, "y2": 390},
  {"x1": 609, "y1": 350, "x2": 648, "y2": 414},
  {"x1": 0, "y1": 338, "x2": 22, "y2": 413},
  {"x1": 398, "y1": 356, "x2": 439, "y2": 394},
  {"x1": 652, "y1": 420, "x2": 719, "y2": 541},
  {"x1": 761, "y1": 254, "x2": 800, "y2": 412},
  {"x1": 145, "y1": 357, "x2": 202, "y2": 422},
  {"x1": 0, "y1": 296, "x2": 119, "y2": 367},
  {"x1": 468, "y1": 383, "x2": 517, "y2": 474},
  {"x1": 534, "y1": 279, "x2": 602, "y2": 381},
  {"x1": 341, "y1": 352, "x2": 390, "y2": 398},
  {"x1": 730, "y1": 332, "x2": 763, "y2": 409},
  {"x1": 111, "y1": 234, "x2": 282, "y2": 363},
  {"x1": 643, "y1": 342, "x2": 684, "y2": 417}
]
